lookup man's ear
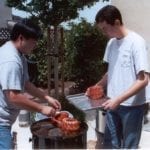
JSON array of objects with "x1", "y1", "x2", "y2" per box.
[
  {"x1": 18, "y1": 34, "x2": 24, "y2": 41},
  {"x1": 114, "y1": 19, "x2": 121, "y2": 26}
]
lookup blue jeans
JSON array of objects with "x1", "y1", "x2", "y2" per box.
[
  {"x1": 103, "y1": 104, "x2": 145, "y2": 149},
  {"x1": 0, "y1": 125, "x2": 12, "y2": 149}
]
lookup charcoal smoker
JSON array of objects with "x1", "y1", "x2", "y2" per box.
[{"x1": 30, "y1": 118, "x2": 88, "y2": 149}]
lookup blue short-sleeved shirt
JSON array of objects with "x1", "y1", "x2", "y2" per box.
[{"x1": 0, "y1": 41, "x2": 29, "y2": 126}]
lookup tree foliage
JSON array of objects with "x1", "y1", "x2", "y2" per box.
[
  {"x1": 64, "y1": 19, "x2": 108, "y2": 92},
  {"x1": 6, "y1": 0, "x2": 109, "y2": 26},
  {"x1": 27, "y1": 38, "x2": 48, "y2": 88}
]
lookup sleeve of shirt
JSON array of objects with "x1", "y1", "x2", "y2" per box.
[
  {"x1": 0, "y1": 62, "x2": 22, "y2": 91},
  {"x1": 132, "y1": 39, "x2": 149, "y2": 74},
  {"x1": 103, "y1": 39, "x2": 113, "y2": 63},
  {"x1": 146, "y1": 47, "x2": 150, "y2": 72}
]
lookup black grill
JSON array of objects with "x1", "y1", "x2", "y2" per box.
[{"x1": 30, "y1": 118, "x2": 88, "y2": 149}]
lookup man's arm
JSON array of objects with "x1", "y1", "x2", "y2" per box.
[
  {"x1": 4, "y1": 90, "x2": 56, "y2": 117},
  {"x1": 102, "y1": 71, "x2": 149, "y2": 110},
  {"x1": 24, "y1": 81, "x2": 61, "y2": 110},
  {"x1": 95, "y1": 72, "x2": 108, "y2": 89},
  {"x1": 25, "y1": 81, "x2": 48, "y2": 101}
]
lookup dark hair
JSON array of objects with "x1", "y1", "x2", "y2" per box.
[
  {"x1": 95, "y1": 5, "x2": 123, "y2": 25},
  {"x1": 10, "y1": 19, "x2": 42, "y2": 41}
]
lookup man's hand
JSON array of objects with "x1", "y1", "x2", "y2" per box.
[
  {"x1": 45, "y1": 96, "x2": 61, "y2": 110},
  {"x1": 102, "y1": 99, "x2": 120, "y2": 110},
  {"x1": 40, "y1": 105, "x2": 56, "y2": 117},
  {"x1": 85, "y1": 85, "x2": 104, "y2": 100},
  {"x1": 85, "y1": 86, "x2": 91, "y2": 97}
]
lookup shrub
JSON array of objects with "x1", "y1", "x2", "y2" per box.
[
  {"x1": 64, "y1": 19, "x2": 108, "y2": 92},
  {"x1": 28, "y1": 38, "x2": 48, "y2": 88}
]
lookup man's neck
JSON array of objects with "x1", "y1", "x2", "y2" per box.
[
  {"x1": 116, "y1": 26, "x2": 129, "y2": 40},
  {"x1": 11, "y1": 40, "x2": 23, "y2": 55}
]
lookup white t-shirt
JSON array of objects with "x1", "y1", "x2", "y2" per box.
[
  {"x1": 0, "y1": 41, "x2": 29, "y2": 126},
  {"x1": 145, "y1": 47, "x2": 150, "y2": 103},
  {"x1": 104, "y1": 31, "x2": 149, "y2": 106}
]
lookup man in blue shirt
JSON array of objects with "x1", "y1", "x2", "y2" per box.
[{"x1": 0, "y1": 20, "x2": 61, "y2": 149}]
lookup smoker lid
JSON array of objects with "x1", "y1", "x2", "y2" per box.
[{"x1": 31, "y1": 118, "x2": 88, "y2": 140}]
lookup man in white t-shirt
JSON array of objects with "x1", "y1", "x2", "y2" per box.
[
  {"x1": 0, "y1": 20, "x2": 61, "y2": 149},
  {"x1": 86, "y1": 5, "x2": 149, "y2": 149}
]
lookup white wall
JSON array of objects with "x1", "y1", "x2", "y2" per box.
[
  {"x1": 111, "y1": 0, "x2": 150, "y2": 69},
  {"x1": 111, "y1": 0, "x2": 150, "y2": 48},
  {"x1": 0, "y1": 0, "x2": 12, "y2": 28}
]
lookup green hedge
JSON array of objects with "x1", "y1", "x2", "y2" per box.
[
  {"x1": 28, "y1": 38, "x2": 48, "y2": 88},
  {"x1": 64, "y1": 19, "x2": 108, "y2": 92}
]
